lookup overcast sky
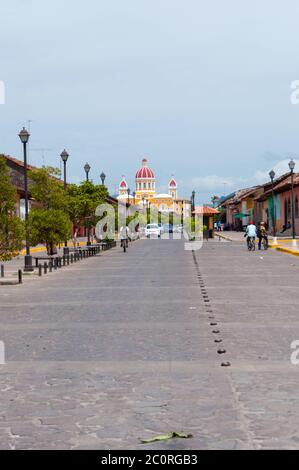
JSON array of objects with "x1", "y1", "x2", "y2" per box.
[{"x1": 1, "y1": 0, "x2": 299, "y2": 202}]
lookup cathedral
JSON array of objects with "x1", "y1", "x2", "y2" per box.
[{"x1": 117, "y1": 158, "x2": 191, "y2": 217}]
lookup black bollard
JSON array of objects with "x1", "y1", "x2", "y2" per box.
[
  {"x1": 71, "y1": 254, "x2": 73, "y2": 264},
  {"x1": 18, "y1": 269, "x2": 22, "y2": 284},
  {"x1": 38, "y1": 264, "x2": 42, "y2": 277},
  {"x1": 49, "y1": 260, "x2": 53, "y2": 272},
  {"x1": 0, "y1": 265, "x2": 4, "y2": 278},
  {"x1": 44, "y1": 262, "x2": 48, "y2": 274}
]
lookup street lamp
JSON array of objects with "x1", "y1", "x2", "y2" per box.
[
  {"x1": 191, "y1": 191, "x2": 195, "y2": 212},
  {"x1": 269, "y1": 169, "x2": 277, "y2": 245},
  {"x1": 84, "y1": 163, "x2": 91, "y2": 181},
  {"x1": 60, "y1": 149, "x2": 69, "y2": 254},
  {"x1": 100, "y1": 172, "x2": 106, "y2": 185},
  {"x1": 289, "y1": 159, "x2": 296, "y2": 247},
  {"x1": 19, "y1": 127, "x2": 33, "y2": 272},
  {"x1": 127, "y1": 187, "x2": 131, "y2": 206},
  {"x1": 191, "y1": 191, "x2": 195, "y2": 240},
  {"x1": 133, "y1": 191, "x2": 136, "y2": 205},
  {"x1": 60, "y1": 149, "x2": 69, "y2": 190}
]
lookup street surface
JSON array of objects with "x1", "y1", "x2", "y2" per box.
[{"x1": 0, "y1": 238, "x2": 299, "y2": 449}]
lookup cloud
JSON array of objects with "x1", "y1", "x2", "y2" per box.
[
  {"x1": 190, "y1": 159, "x2": 299, "y2": 196},
  {"x1": 254, "y1": 159, "x2": 299, "y2": 184}
]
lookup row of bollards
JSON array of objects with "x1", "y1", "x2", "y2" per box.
[
  {"x1": 1, "y1": 242, "x2": 117, "y2": 286},
  {"x1": 36, "y1": 246, "x2": 102, "y2": 279}
]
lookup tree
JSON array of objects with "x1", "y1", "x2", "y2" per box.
[
  {"x1": 29, "y1": 166, "x2": 67, "y2": 210},
  {"x1": 29, "y1": 209, "x2": 71, "y2": 254},
  {"x1": 29, "y1": 166, "x2": 71, "y2": 253},
  {"x1": 67, "y1": 181, "x2": 108, "y2": 240},
  {"x1": 0, "y1": 157, "x2": 24, "y2": 261}
]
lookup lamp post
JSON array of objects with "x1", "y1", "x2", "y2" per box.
[
  {"x1": 289, "y1": 159, "x2": 296, "y2": 247},
  {"x1": 269, "y1": 169, "x2": 277, "y2": 245},
  {"x1": 60, "y1": 149, "x2": 69, "y2": 254},
  {"x1": 19, "y1": 127, "x2": 33, "y2": 272},
  {"x1": 84, "y1": 163, "x2": 91, "y2": 181},
  {"x1": 191, "y1": 191, "x2": 195, "y2": 239},
  {"x1": 191, "y1": 191, "x2": 195, "y2": 212},
  {"x1": 83, "y1": 163, "x2": 92, "y2": 245},
  {"x1": 100, "y1": 172, "x2": 106, "y2": 185},
  {"x1": 127, "y1": 188, "x2": 130, "y2": 206},
  {"x1": 133, "y1": 191, "x2": 136, "y2": 205},
  {"x1": 60, "y1": 150, "x2": 69, "y2": 190}
]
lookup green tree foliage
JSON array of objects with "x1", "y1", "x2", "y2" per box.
[
  {"x1": 67, "y1": 181, "x2": 108, "y2": 235},
  {"x1": 29, "y1": 209, "x2": 71, "y2": 254},
  {"x1": 29, "y1": 166, "x2": 71, "y2": 252},
  {"x1": 0, "y1": 157, "x2": 24, "y2": 260},
  {"x1": 29, "y1": 166, "x2": 66, "y2": 210}
]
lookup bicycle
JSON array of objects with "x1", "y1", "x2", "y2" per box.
[{"x1": 247, "y1": 236, "x2": 256, "y2": 251}]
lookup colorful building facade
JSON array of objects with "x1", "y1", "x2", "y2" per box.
[{"x1": 117, "y1": 158, "x2": 191, "y2": 218}]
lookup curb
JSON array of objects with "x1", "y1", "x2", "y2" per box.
[
  {"x1": 0, "y1": 279, "x2": 20, "y2": 286},
  {"x1": 274, "y1": 246, "x2": 299, "y2": 257},
  {"x1": 216, "y1": 233, "x2": 242, "y2": 243}
]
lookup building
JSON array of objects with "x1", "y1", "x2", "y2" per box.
[
  {"x1": 2, "y1": 154, "x2": 37, "y2": 218},
  {"x1": 117, "y1": 158, "x2": 191, "y2": 218},
  {"x1": 193, "y1": 206, "x2": 220, "y2": 238},
  {"x1": 256, "y1": 172, "x2": 299, "y2": 234},
  {"x1": 218, "y1": 171, "x2": 299, "y2": 235}
]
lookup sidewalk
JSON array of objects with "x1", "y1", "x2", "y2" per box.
[{"x1": 0, "y1": 238, "x2": 104, "y2": 284}]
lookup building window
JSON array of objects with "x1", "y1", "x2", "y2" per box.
[
  {"x1": 143, "y1": 182, "x2": 146, "y2": 189},
  {"x1": 296, "y1": 195, "x2": 299, "y2": 218}
]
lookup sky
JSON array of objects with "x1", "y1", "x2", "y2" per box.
[{"x1": 1, "y1": 0, "x2": 299, "y2": 203}]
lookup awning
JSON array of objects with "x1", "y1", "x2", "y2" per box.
[{"x1": 233, "y1": 213, "x2": 250, "y2": 219}]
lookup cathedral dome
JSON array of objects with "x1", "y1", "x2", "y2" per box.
[
  {"x1": 135, "y1": 158, "x2": 155, "y2": 179},
  {"x1": 119, "y1": 176, "x2": 128, "y2": 189}
]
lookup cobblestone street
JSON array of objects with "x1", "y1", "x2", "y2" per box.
[{"x1": 0, "y1": 239, "x2": 299, "y2": 449}]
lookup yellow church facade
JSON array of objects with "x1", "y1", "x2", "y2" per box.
[{"x1": 117, "y1": 158, "x2": 191, "y2": 218}]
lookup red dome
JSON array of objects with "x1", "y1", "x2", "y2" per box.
[
  {"x1": 169, "y1": 178, "x2": 177, "y2": 187},
  {"x1": 135, "y1": 158, "x2": 155, "y2": 179},
  {"x1": 119, "y1": 176, "x2": 128, "y2": 188}
]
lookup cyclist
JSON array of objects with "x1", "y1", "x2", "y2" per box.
[
  {"x1": 257, "y1": 222, "x2": 268, "y2": 250},
  {"x1": 244, "y1": 221, "x2": 257, "y2": 249}
]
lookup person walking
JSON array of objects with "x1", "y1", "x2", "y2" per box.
[{"x1": 257, "y1": 222, "x2": 268, "y2": 250}]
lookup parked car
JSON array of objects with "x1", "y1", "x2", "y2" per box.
[{"x1": 145, "y1": 224, "x2": 161, "y2": 238}]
